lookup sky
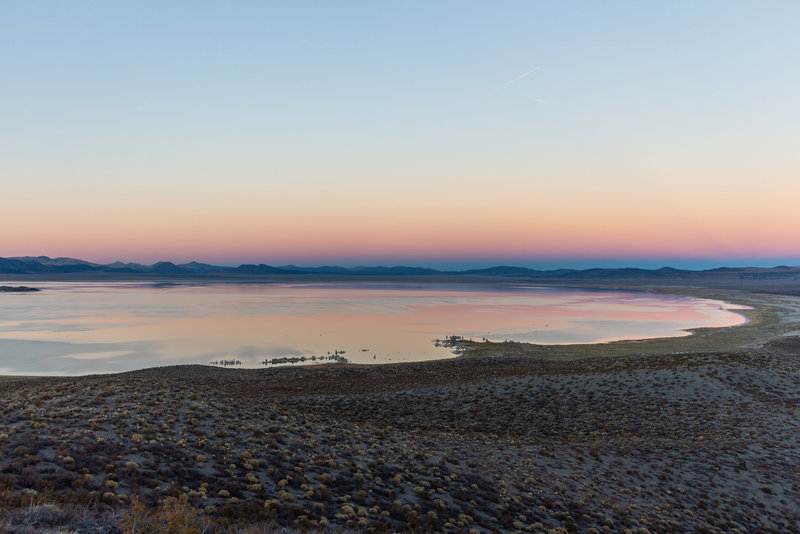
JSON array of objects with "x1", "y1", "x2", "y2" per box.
[{"x1": 2, "y1": 1, "x2": 799, "y2": 269}]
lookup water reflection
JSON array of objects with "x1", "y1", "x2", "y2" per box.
[{"x1": 0, "y1": 282, "x2": 747, "y2": 375}]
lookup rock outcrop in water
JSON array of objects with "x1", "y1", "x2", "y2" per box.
[{"x1": 0, "y1": 285, "x2": 40, "y2": 292}]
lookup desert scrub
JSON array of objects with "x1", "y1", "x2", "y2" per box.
[
  {"x1": 118, "y1": 494, "x2": 208, "y2": 534},
  {"x1": 0, "y1": 502, "x2": 121, "y2": 533}
]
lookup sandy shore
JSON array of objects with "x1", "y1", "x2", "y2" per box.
[
  {"x1": 1, "y1": 288, "x2": 799, "y2": 533},
  {"x1": 453, "y1": 288, "x2": 800, "y2": 361}
]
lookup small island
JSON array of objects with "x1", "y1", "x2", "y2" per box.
[{"x1": 0, "y1": 285, "x2": 40, "y2": 292}]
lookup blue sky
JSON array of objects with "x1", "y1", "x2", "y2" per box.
[{"x1": 2, "y1": 1, "x2": 799, "y2": 269}]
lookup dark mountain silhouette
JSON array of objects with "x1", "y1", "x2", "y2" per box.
[
  {"x1": 10, "y1": 256, "x2": 98, "y2": 267},
  {"x1": 463, "y1": 266, "x2": 552, "y2": 277},
  {"x1": 149, "y1": 262, "x2": 187, "y2": 275},
  {"x1": 107, "y1": 261, "x2": 147, "y2": 270},
  {"x1": 0, "y1": 258, "x2": 40, "y2": 274},
  {"x1": 2, "y1": 257, "x2": 98, "y2": 273},
  {"x1": 277, "y1": 265, "x2": 440, "y2": 276},
  {"x1": 278, "y1": 265, "x2": 351, "y2": 274},
  {"x1": 2, "y1": 256, "x2": 800, "y2": 296},
  {"x1": 232, "y1": 264, "x2": 297, "y2": 275},
  {"x1": 179, "y1": 261, "x2": 220, "y2": 274},
  {"x1": 344, "y1": 266, "x2": 441, "y2": 276}
]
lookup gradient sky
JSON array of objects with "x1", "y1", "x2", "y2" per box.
[{"x1": 2, "y1": 1, "x2": 799, "y2": 269}]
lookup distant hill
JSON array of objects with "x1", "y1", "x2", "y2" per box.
[
  {"x1": 10, "y1": 256, "x2": 98, "y2": 267},
  {"x1": 233, "y1": 264, "x2": 298, "y2": 275},
  {"x1": 462, "y1": 266, "x2": 571, "y2": 277},
  {"x1": 149, "y1": 262, "x2": 186, "y2": 275},
  {"x1": 179, "y1": 261, "x2": 221, "y2": 274},
  {"x1": 0, "y1": 257, "x2": 451, "y2": 277},
  {"x1": 2, "y1": 257, "x2": 800, "y2": 295}
]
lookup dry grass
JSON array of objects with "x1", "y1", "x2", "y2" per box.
[{"x1": 1, "y1": 348, "x2": 799, "y2": 532}]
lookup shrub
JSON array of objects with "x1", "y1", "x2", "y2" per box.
[{"x1": 118, "y1": 494, "x2": 208, "y2": 534}]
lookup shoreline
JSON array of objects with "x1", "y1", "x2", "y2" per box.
[
  {"x1": 448, "y1": 286, "x2": 799, "y2": 363},
  {"x1": 2, "y1": 284, "x2": 798, "y2": 379},
  {"x1": 1, "y1": 283, "x2": 799, "y2": 532}
]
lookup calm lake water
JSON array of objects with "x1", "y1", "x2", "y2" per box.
[{"x1": 0, "y1": 282, "x2": 747, "y2": 375}]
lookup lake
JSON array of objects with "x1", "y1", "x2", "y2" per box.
[{"x1": 0, "y1": 282, "x2": 747, "y2": 375}]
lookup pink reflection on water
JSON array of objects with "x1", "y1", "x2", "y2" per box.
[{"x1": 0, "y1": 282, "x2": 748, "y2": 375}]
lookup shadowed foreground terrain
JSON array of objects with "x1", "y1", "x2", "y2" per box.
[{"x1": 1, "y1": 348, "x2": 799, "y2": 533}]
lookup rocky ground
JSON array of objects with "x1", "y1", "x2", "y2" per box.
[{"x1": 1, "y1": 347, "x2": 799, "y2": 533}]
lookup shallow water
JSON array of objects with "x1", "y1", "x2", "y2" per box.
[{"x1": 0, "y1": 282, "x2": 747, "y2": 375}]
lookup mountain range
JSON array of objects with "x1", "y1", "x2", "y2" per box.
[{"x1": 2, "y1": 256, "x2": 800, "y2": 284}]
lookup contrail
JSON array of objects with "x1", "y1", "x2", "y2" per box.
[{"x1": 500, "y1": 66, "x2": 540, "y2": 87}]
